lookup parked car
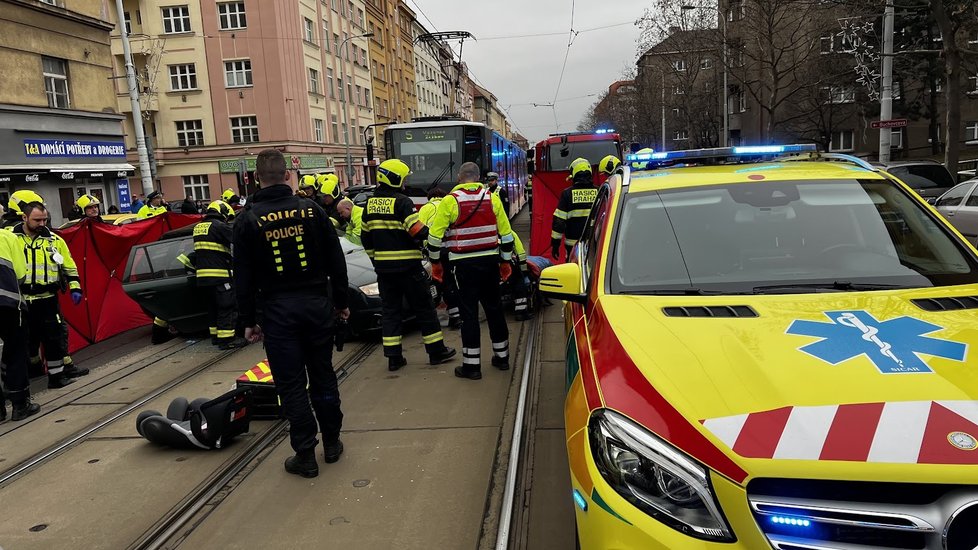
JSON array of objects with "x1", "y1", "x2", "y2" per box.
[
  {"x1": 934, "y1": 177, "x2": 978, "y2": 246},
  {"x1": 874, "y1": 159, "x2": 956, "y2": 203},
  {"x1": 122, "y1": 228, "x2": 432, "y2": 337}
]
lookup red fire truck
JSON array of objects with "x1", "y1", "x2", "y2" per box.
[{"x1": 528, "y1": 131, "x2": 622, "y2": 260}]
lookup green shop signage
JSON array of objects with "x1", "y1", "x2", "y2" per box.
[{"x1": 218, "y1": 156, "x2": 331, "y2": 173}]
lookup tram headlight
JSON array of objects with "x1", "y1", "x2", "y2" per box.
[{"x1": 588, "y1": 409, "x2": 734, "y2": 542}]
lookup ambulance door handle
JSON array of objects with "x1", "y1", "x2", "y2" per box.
[{"x1": 137, "y1": 291, "x2": 157, "y2": 299}]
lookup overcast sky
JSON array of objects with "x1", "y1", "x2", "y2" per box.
[{"x1": 404, "y1": 0, "x2": 652, "y2": 144}]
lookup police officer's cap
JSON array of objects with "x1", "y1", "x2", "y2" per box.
[
  {"x1": 598, "y1": 155, "x2": 622, "y2": 175},
  {"x1": 376, "y1": 159, "x2": 411, "y2": 189},
  {"x1": 147, "y1": 190, "x2": 163, "y2": 201},
  {"x1": 486, "y1": 172, "x2": 499, "y2": 180}
]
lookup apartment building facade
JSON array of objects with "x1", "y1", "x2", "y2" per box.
[
  {"x1": 109, "y1": 0, "x2": 377, "y2": 203},
  {"x1": 0, "y1": 0, "x2": 130, "y2": 223}
]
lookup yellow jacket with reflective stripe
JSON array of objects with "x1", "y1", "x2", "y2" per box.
[
  {"x1": 0, "y1": 230, "x2": 26, "y2": 310},
  {"x1": 418, "y1": 197, "x2": 442, "y2": 226},
  {"x1": 137, "y1": 204, "x2": 167, "y2": 219},
  {"x1": 192, "y1": 215, "x2": 233, "y2": 285},
  {"x1": 12, "y1": 225, "x2": 80, "y2": 298},
  {"x1": 360, "y1": 186, "x2": 427, "y2": 273},
  {"x1": 426, "y1": 182, "x2": 514, "y2": 263}
]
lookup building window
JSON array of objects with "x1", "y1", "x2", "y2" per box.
[
  {"x1": 727, "y1": 0, "x2": 744, "y2": 21},
  {"x1": 700, "y1": 57, "x2": 712, "y2": 69},
  {"x1": 338, "y1": 77, "x2": 345, "y2": 101},
  {"x1": 673, "y1": 129, "x2": 689, "y2": 141},
  {"x1": 175, "y1": 120, "x2": 204, "y2": 147},
  {"x1": 162, "y1": 6, "x2": 191, "y2": 34},
  {"x1": 124, "y1": 11, "x2": 132, "y2": 34},
  {"x1": 331, "y1": 114, "x2": 339, "y2": 141},
  {"x1": 365, "y1": 89, "x2": 371, "y2": 108},
  {"x1": 224, "y1": 60, "x2": 252, "y2": 88},
  {"x1": 890, "y1": 128, "x2": 903, "y2": 149},
  {"x1": 969, "y1": 75, "x2": 978, "y2": 94},
  {"x1": 230, "y1": 115, "x2": 259, "y2": 143},
  {"x1": 830, "y1": 130, "x2": 854, "y2": 152},
  {"x1": 820, "y1": 35, "x2": 832, "y2": 54},
  {"x1": 314, "y1": 118, "x2": 325, "y2": 143},
  {"x1": 169, "y1": 63, "x2": 197, "y2": 91},
  {"x1": 357, "y1": 8, "x2": 364, "y2": 28},
  {"x1": 673, "y1": 85, "x2": 684, "y2": 95},
  {"x1": 183, "y1": 175, "x2": 210, "y2": 201},
  {"x1": 966, "y1": 121, "x2": 978, "y2": 143},
  {"x1": 326, "y1": 68, "x2": 335, "y2": 98},
  {"x1": 42, "y1": 56, "x2": 70, "y2": 109},
  {"x1": 303, "y1": 17, "x2": 315, "y2": 42},
  {"x1": 333, "y1": 33, "x2": 340, "y2": 54},
  {"x1": 39, "y1": 0, "x2": 65, "y2": 5},
  {"x1": 308, "y1": 68, "x2": 320, "y2": 94},
  {"x1": 829, "y1": 86, "x2": 855, "y2": 103},
  {"x1": 892, "y1": 81, "x2": 902, "y2": 100},
  {"x1": 356, "y1": 85, "x2": 363, "y2": 105},
  {"x1": 217, "y1": 2, "x2": 246, "y2": 30},
  {"x1": 672, "y1": 59, "x2": 686, "y2": 71}
]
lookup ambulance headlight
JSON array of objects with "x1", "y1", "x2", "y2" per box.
[
  {"x1": 588, "y1": 409, "x2": 734, "y2": 541},
  {"x1": 358, "y1": 282, "x2": 380, "y2": 296}
]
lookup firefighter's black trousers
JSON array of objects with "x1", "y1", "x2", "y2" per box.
[
  {"x1": 0, "y1": 307, "x2": 30, "y2": 405},
  {"x1": 25, "y1": 296, "x2": 67, "y2": 376},
  {"x1": 452, "y1": 256, "x2": 509, "y2": 371},
  {"x1": 376, "y1": 264, "x2": 446, "y2": 358},
  {"x1": 206, "y1": 283, "x2": 237, "y2": 342},
  {"x1": 262, "y1": 293, "x2": 342, "y2": 454}
]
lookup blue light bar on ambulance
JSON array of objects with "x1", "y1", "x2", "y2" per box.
[
  {"x1": 625, "y1": 144, "x2": 817, "y2": 166},
  {"x1": 594, "y1": 128, "x2": 616, "y2": 134}
]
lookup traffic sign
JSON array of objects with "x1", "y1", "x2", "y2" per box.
[{"x1": 871, "y1": 119, "x2": 908, "y2": 129}]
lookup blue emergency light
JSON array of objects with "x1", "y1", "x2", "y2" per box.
[
  {"x1": 770, "y1": 516, "x2": 812, "y2": 528},
  {"x1": 625, "y1": 144, "x2": 818, "y2": 168}
]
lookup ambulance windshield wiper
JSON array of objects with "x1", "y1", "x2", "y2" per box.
[
  {"x1": 624, "y1": 287, "x2": 749, "y2": 296},
  {"x1": 751, "y1": 281, "x2": 913, "y2": 294}
]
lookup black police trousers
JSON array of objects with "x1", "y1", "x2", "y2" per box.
[
  {"x1": 262, "y1": 293, "x2": 342, "y2": 453},
  {"x1": 206, "y1": 283, "x2": 237, "y2": 343},
  {"x1": 26, "y1": 296, "x2": 67, "y2": 377},
  {"x1": 439, "y1": 260, "x2": 461, "y2": 322},
  {"x1": 0, "y1": 308, "x2": 30, "y2": 406},
  {"x1": 376, "y1": 264, "x2": 446, "y2": 358},
  {"x1": 452, "y1": 256, "x2": 509, "y2": 372}
]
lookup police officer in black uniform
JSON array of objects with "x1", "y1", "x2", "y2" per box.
[
  {"x1": 361, "y1": 159, "x2": 456, "y2": 371},
  {"x1": 233, "y1": 149, "x2": 349, "y2": 479}
]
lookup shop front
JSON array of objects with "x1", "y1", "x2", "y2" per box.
[
  {"x1": 217, "y1": 154, "x2": 333, "y2": 197},
  {"x1": 0, "y1": 105, "x2": 133, "y2": 224}
]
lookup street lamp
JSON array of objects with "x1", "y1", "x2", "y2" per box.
[
  {"x1": 681, "y1": 4, "x2": 728, "y2": 147},
  {"x1": 339, "y1": 31, "x2": 374, "y2": 186}
]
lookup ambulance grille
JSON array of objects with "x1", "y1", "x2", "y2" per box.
[
  {"x1": 661, "y1": 305, "x2": 758, "y2": 318},
  {"x1": 745, "y1": 478, "x2": 978, "y2": 550},
  {"x1": 911, "y1": 295, "x2": 978, "y2": 312}
]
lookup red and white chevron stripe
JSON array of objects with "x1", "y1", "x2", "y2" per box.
[{"x1": 701, "y1": 400, "x2": 978, "y2": 464}]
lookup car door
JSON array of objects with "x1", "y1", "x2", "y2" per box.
[
  {"x1": 934, "y1": 182, "x2": 972, "y2": 223},
  {"x1": 949, "y1": 181, "x2": 978, "y2": 246},
  {"x1": 122, "y1": 236, "x2": 211, "y2": 333}
]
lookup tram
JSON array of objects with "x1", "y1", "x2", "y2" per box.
[{"x1": 383, "y1": 118, "x2": 528, "y2": 217}]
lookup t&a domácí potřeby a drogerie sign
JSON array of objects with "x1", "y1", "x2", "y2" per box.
[{"x1": 23, "y1": 139, "x2": 127, "y2": 158}]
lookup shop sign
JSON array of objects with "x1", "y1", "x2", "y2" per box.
[
  {"x1": 117, "y1": 179, "x2": 132, "y2": 211},
  {"x1": 23, "y1": 139, "x2": 127, "y2": 158}
]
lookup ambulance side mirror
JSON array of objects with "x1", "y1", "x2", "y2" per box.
[{"x1": 538, "y1": 263, "x2": 586, "y2": 304}]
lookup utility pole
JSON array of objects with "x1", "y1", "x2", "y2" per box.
[
  {"x1": 661, "y1": 73, "x2": 667, "y2": 151},
  {"x1": 115, "y1": 0, "x2": 154, "y2": 195},
  {"x1": 879, "y1": 2, "x2": 895, "y2": 162}
]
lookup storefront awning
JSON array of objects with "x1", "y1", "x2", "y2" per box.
[{"x1": 0, "y1": 163, "x2": 136, "y2": 184}]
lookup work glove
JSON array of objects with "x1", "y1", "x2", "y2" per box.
[
  {"x1": 431, "y1": 263, "x2": 444, "y2": 284},
  {"x1": 71, "y1": 290, "x2": 83, "y2": 305},
  {"x1": 499, "y1": 262, "x2": 513, "y2": 282},
  {"x1": 551, "y1": 240, "x2": 561, "y2": 260}
]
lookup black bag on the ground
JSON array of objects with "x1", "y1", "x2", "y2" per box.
[{"x1": 136, "y1": 387, "x2": 253, "y2": 450}]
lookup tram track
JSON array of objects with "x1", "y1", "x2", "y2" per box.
[
  {"x1": 128, "y1": 341, "x2": 378, "y2": 550},
  {"x1": 0, "y1": 338, "x2": 238, "y2": 487}
]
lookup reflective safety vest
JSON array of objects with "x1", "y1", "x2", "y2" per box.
[
  {"x1": 445, "y1": 187, "x2": 498, "y2": 255},
  {"x1": 138, "y1": 204, "x2": 167, "y2": 219},
  {"x1": 0, "y1": 230, "x2": 25, "y2": 310},
  {"x1": 192, "y1": 214, "x2": 233, "y2": 285},
  {"x1": 552, "y1": 182, "x2": 598, "y2": 247},
  {"x1": 12, "y1": 225, "x2": 80, "y2": 299},
  {"x1": 418, "y1": 197, "x2": 442, "y2": 226}
]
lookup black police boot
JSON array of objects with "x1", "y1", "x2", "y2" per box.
[
  {"x1": 515, "y1": 311, "x2": 535, "y2": 321},
  {"x1": 448, "y1": 316, "x2": 462, "y2": 330},
  {"x1": 47, "y1": 372, "x2": 76, "y2": 389},
  {"x1": 492, "y1": 356, "x2": 510, "y2": 371},
  {"x1": 64, "y1": 363, "x2": 90, "y2": 378},
  {"x1": 429, "y1": 347, "x2": 457, "y2": 365},
  {"x1": 323, "y1": 439, "x2": 344, "y2": 464},
  {"x1": 210, "y1": 336, "x2": 219, "y2": 346},
  {"x1": 11, "y1": 399, "x2": 40, "y2": 421},
  {"x1": 284, "y1": 449, "x2": 319, "y2": 478},
  {"x1": 388, "y1": 356, "x2": 407, "y2": 371},
  {"x1": 454, "y1": 366, "x2": 482, "y2": 380},
  {"x1": 218, "y1": 337, "x2": 248, "y2": 350},
  {"x1": 0, "y1": 399, "x2": 6, "y2": 422}
]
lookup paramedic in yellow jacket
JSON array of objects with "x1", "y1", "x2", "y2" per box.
[{"x1": 12, "y1": 201, "x2": 88, "y2": 389}]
